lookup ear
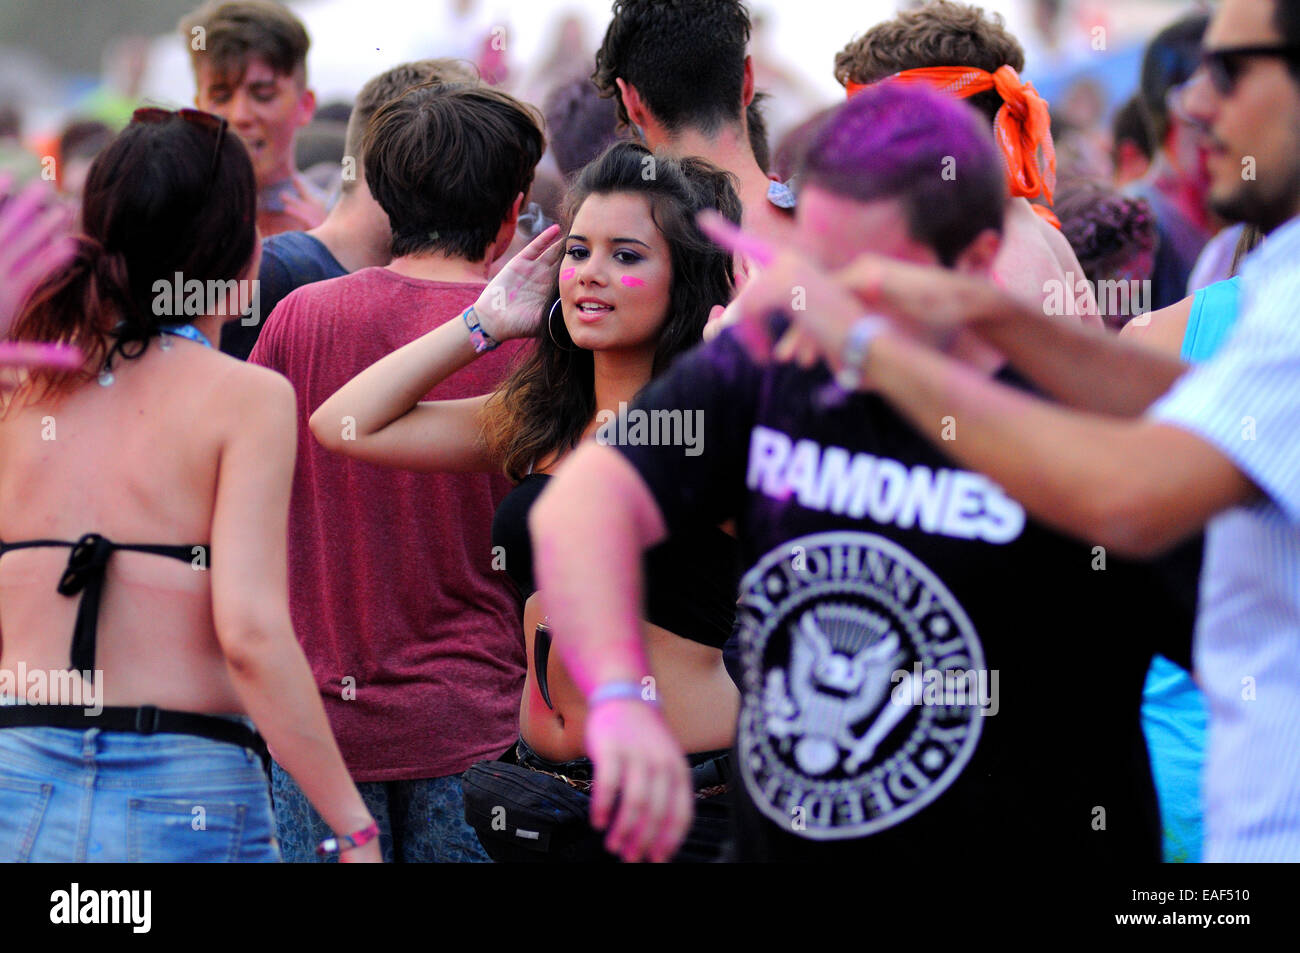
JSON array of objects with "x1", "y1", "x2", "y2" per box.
[
  {"x1": 953, "y1": 228, "x2": 1002, "y2": 277},
  {"x1": 489, "y1": 192, "x2": 525, "y2": 263},
  {"x1": 742, "y1": 55, "x2": 755, "y2": 108},
  {"x1": 296, "y1": 86, "x2": 317, "y2": 129},
  {"x1": 616, "y1": 78, "x2": 649, "y2": 129}
]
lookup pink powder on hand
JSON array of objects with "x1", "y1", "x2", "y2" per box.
[
  {"x1": 560, "y1": 268, "x2": 576, "y2": 280},
  {"x1": 620, "y1": 276, "x2": 646, "y2": 288}
]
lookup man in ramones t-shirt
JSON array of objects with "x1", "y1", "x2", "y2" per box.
[{"x1": 529, "y1": 82, "x2": 1197, "y2": 863}]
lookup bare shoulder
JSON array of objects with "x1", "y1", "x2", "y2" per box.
[
  {"x1": 200, "y1": 353, "x2": 297, "y2": 436},
  {"x1": 1031, "y1": 207, "x2": 1070, "y2": 258},
  {"x1": 1120, "y1": 296, "x2": 1192, "y2": 357}
]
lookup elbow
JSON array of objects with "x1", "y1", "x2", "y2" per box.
[
  {"x1": 213, "y1": 608, "x2": 289, "y2": 677},
  {"x1": 307, "y1": 404, "x2": 338, "y2": 451},
  {"x1": 1088, "y1": 483, "x2": 1176, "y2": 560}
]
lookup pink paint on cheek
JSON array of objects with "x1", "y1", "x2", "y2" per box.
[
  {"x1": 560, "y1": 268, "x2": 576, "y2": 281},
  {"x1": 620, "y1": 276, "x2": 646, "y2": 288}
]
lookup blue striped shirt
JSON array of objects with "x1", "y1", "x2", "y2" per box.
[{"x1": 1148, "y1": 215, "x2": 1300, "y2": 861}]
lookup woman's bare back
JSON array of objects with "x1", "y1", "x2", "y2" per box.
[{"x1": 0, "y1": 337, "x2": 276, "y2": 713}]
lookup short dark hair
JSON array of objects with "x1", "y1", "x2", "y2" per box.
[
  {"x1": 593, "y1": 0, "x2": 752, "y2": 135},
  {"x1": 1272, "y1": 0, "x2": 1300, "y2": 80},
  {"x1": 1138, "y1": 12, "x2": 1208, "y2": 146},
  {"x1": 181, "y1": 0, "x2": 310, "y2": 86},
  {"x1": 747, "y1": 91, "x2": 771, "y2": 174},
  {"x1": 363, "y1": 84, "x2": 544, "y2": 261},
  {"x1": 543, "y1": 77, "x2": 624, "y2": 181},
  {"x1": 342, "y1": 59, "x2": 479, "y2": 193},
  {"x1": 0, "y1": 103, "x2": 20, "y2": 139},
  {"x1": 801, "y1": 81, "x2": 1005, "y2": 267},
  {"x1": 834, "y1": 0, "x2": 1025, "y2": 125},
  {"x1": 1111, "y1": 94, "x2": 1152, "y2": 164},
  {"x1": 59, "y1": 119, "x2": 115, "y2": 163}
]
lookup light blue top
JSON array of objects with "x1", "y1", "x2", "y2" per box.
[
  {"x1": 1148, "y1": 216, "x2": 1300, "y2": 861},
  {"x1": 1143, "y1": 276, "x2": 1242, "y2": 864},
  {"x1": 1180, "y1": 277, "x2": 1242, "y2": 364}
]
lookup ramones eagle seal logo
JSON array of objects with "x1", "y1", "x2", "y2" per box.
[{"x1": 735, "y1": 531, "x2": 985, "y2": 840}]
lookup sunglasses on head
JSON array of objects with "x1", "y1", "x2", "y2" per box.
[
  {"x1": 130, "y1": 107, "x2": 228, "y2": 195},
  {"x1": 1200, "y1": 43, "x2": 1300, "y2": 96}
]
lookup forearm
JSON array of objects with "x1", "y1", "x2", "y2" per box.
[
  {"x1": 310, "y1": 309, "x2": 479, "y2": 448},
  {"x1": 530, "y1": 446, "x2": 665, "y2": 695},
  {"x1": 970, "y1": 285, "x2": 1189, "y2": 417},
  {"x1": 865, "y1": 331, "x2": 1151, "y2": 552},
  {"x1": 224, "y1": 630, "x2": 372, "y2": 837}
]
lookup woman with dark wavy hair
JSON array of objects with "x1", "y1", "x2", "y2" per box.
[
  {"x1": 312, "y1": 141, "x2": 742, "y2": 861},
  {"x1": 0, "y1": 109, "x2": 378, "y2": 862}
]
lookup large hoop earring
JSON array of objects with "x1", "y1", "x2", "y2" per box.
[{"x1": 547, "y1": 298, "x2": 576, "y2": 351}]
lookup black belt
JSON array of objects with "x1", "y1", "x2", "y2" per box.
[
  {"x1": 515, "y1": 737, "x2": 732, "y2": 793},
  {"x1": 0, "y1": 704, "x2": 269, "y2": 765}
]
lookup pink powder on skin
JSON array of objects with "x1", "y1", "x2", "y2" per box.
[
  {"x1": 620, "y1": 276, "x2": 646, "y2": 288},
  {"x1": 560, "y1": 268, "x2": 576, "y2": 280}
]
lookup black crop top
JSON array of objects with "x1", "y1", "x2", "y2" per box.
[
  {"x1": 491, "y1": 474, "x2": 740, "y2": 650},
  {"x1": 0, "y1": 533, "x2": 202, "y2": 673}
]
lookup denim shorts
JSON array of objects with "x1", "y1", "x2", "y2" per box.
[{"x1": 0, "y1": 725, "x2": 279, "y2": 863}]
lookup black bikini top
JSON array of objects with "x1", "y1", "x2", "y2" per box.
[
  {"x1": 491, "y1": 473, "x2": 740, "y2": 650},
  {"x1": 0, "y1": 533, "x2": 203, "y2": 672}
]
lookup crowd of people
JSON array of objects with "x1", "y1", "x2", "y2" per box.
[{"x1": 0, "y1": 0, "x2": 1297, "y2": 865}]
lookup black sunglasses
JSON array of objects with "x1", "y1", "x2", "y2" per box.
[
  {"x1": 1201, "y1": 43, "x2": 1300, "y2": 95},
  {"x1": 131, "y1": 107, "x2": 228, "y2": 196}
]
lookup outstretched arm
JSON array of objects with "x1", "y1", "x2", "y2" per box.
[
  {"x1": 837, "y1": 252, "x2": 1191, "y2": 418},
  {"x1": 0, "y1": 175, "x2": 75, "y2": 340},
  {"x1": 859, "y1": 329, "x2": 1256, "y2": 556},
  {"x1": 530, "y1": 441, "x2": 694, "y2": 863},
  {"x1": 309, "y1": 224, "x2": 563, "y2": 472},
  {"x1": 696, "y1": 219, "x2": 1258, "y2": 558}
]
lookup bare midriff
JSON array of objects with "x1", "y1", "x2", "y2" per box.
[{"x1": 517, "y1": 592, "x2": 739, "y2": 762}]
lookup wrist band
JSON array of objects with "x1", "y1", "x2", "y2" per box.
[
  {"x1": 316, "y1": 820, "x2": 380, "y2": 857},
  {"x1": 835, "y1": 316, "x2": 888, "y2": 392},
  {"x1": 462, "y1": 306, "x2": 500, "y2": 354},
  {"x1": 588, "y1": 680, "x2": 653, "y2": 710}
]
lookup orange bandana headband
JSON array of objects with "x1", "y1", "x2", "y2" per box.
[{"x1": 847, "y1": 65, "x2": 1058, "y2": 211}]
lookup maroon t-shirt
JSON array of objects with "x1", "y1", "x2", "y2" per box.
[{"x1": 249, "y1": 266, "x2": 525, "y2": 781}]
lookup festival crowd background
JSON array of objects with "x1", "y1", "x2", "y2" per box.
[{"x1": 1, "y1": 0, "x2": 1295, "y2": 868}]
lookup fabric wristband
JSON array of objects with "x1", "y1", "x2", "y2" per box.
[
  {"x1": 316, "y1": 820, "x2": 380, "y2": 857},
  {"x1": 835, "y1": 316, "x2": 889, "y2": 392},
  {"x1": 588, "y1": 680, "x2": 654, "y2": 710},
  {"x1": 462, "y1": 305, "x2": 500, "y2": 354}
]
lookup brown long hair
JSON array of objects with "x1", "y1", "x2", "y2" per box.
[
  {"x1": 480, "y1": 141, "x2": 740, "y2": 482},
  {"x1": 4, "y1": 111, "x2": 257, "y2": 409}
]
